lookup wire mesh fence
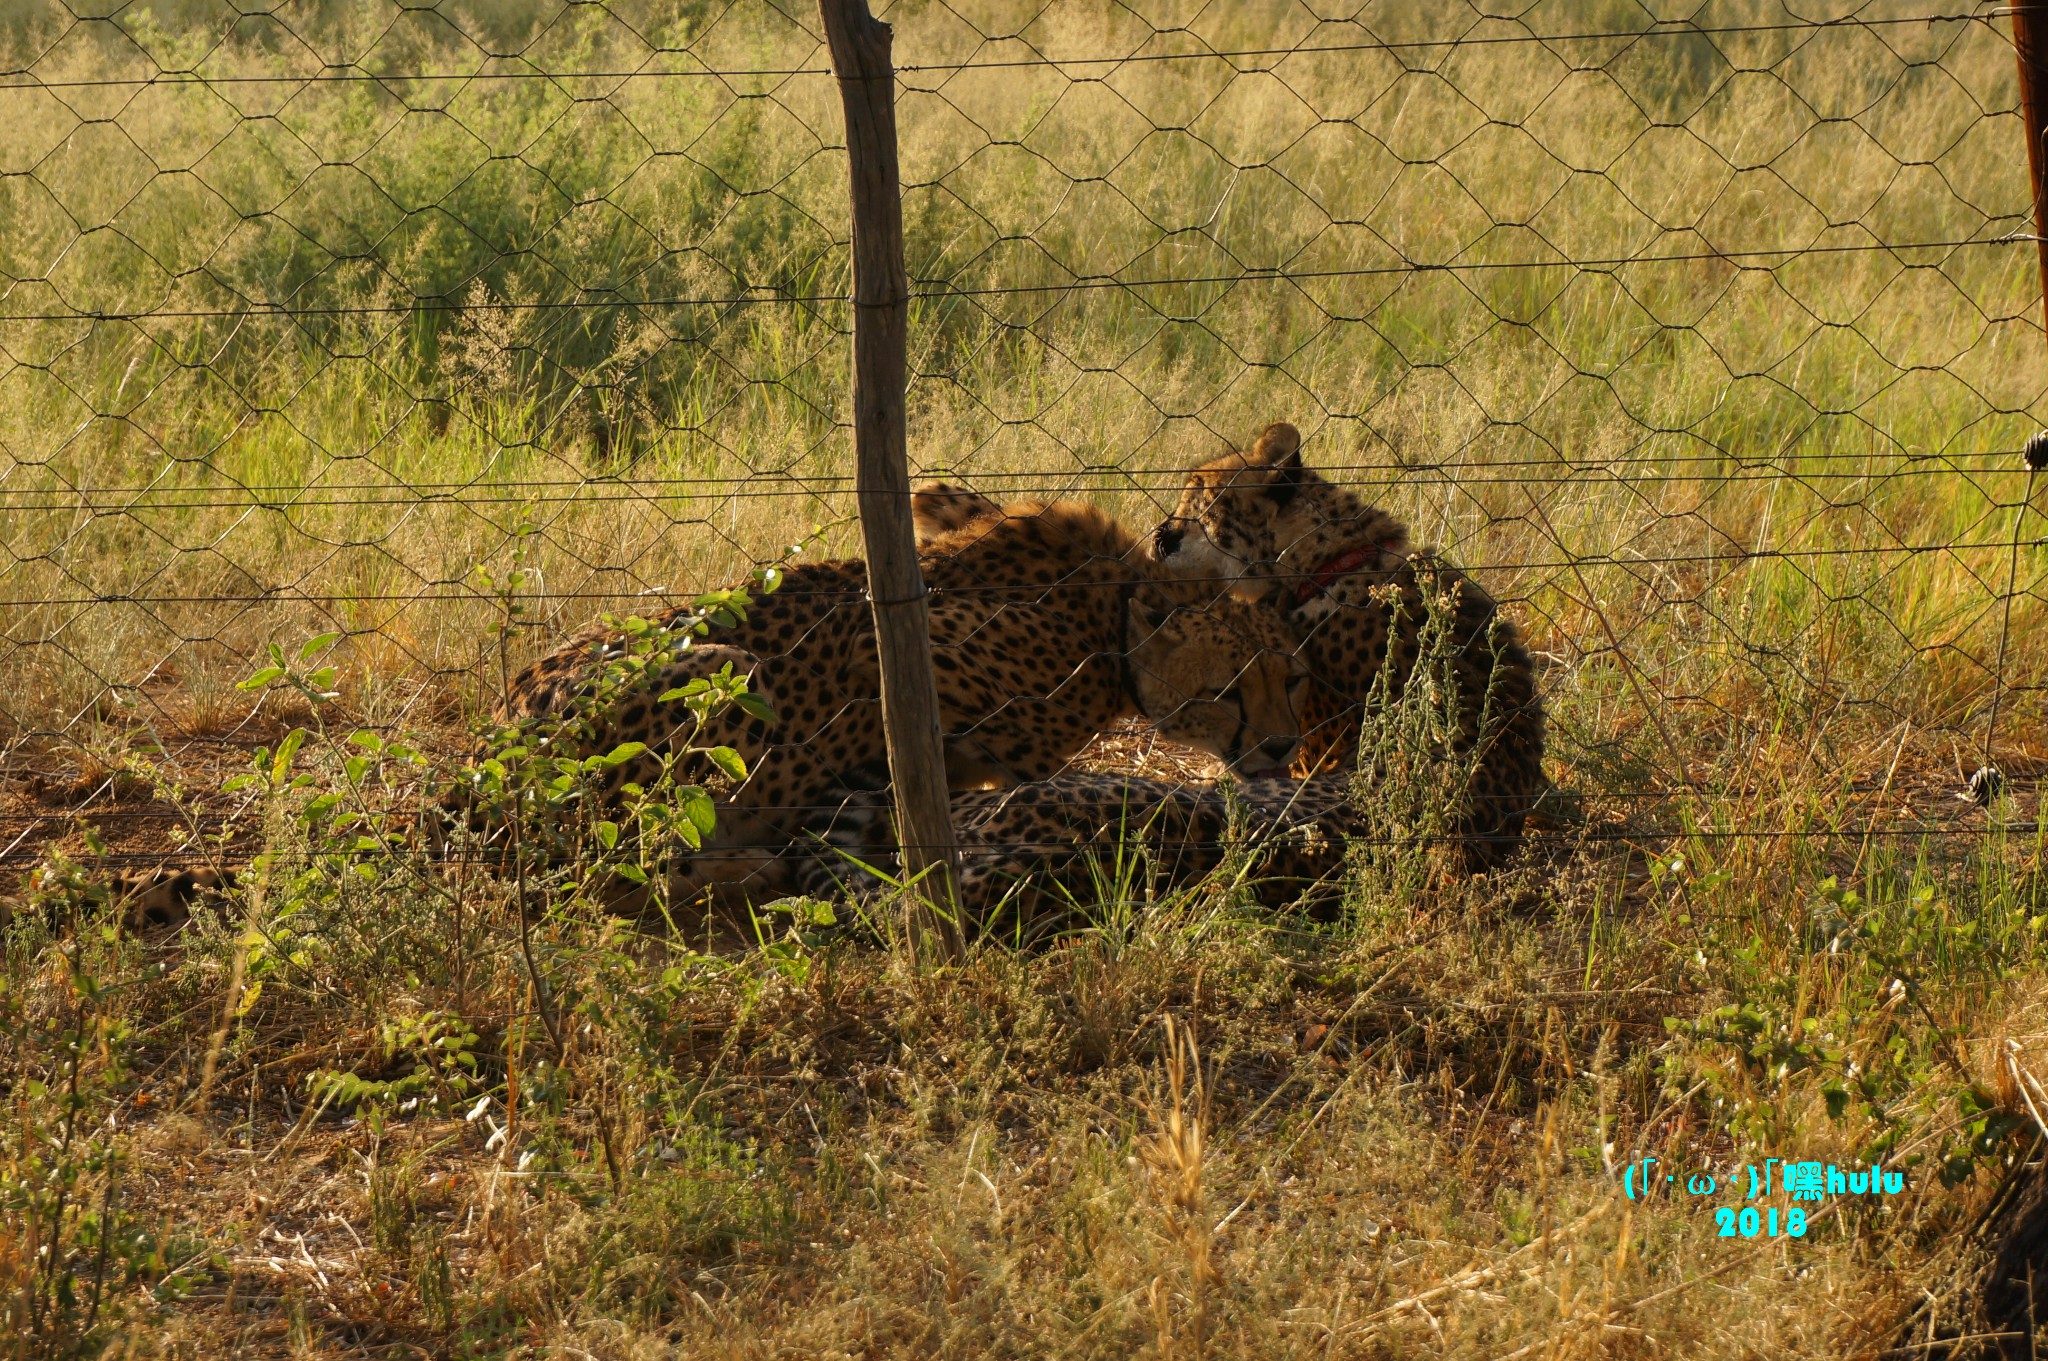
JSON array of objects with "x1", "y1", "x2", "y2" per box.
[{"x1": 3, "y1": 0, "x2": 2045, "y2": 915}]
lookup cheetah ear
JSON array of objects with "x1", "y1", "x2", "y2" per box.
[
  {"x1": 1252, "y1": 422, "x2": 1301, "y2": 467},
  {"x1": 1253, "y1": 423, "x2": 1303, "y2": 507}
]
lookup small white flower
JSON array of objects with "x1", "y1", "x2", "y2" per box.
[{"x1": 465, "y1": 1095, "x2": 491, "y2": 1122}]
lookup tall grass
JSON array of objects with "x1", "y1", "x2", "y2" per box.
[
  {"x1": 0, "y1": 0, "x2": 2040, "y2": 795},
  {"x1": 8, "y1": 680, "x2": 2045, "y2": 1356},
  {"x1": 6, "y1": 11, "x2": 2048, "y2": 1349}
]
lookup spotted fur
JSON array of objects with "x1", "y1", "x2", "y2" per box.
[
  {"x1": 1148, "y1": 422, "x2": 1545, "y2": 871},
  {"x1": 791, "y1": 771, "x2": 1360, "y2": 933},
  {"x1": 484, "y1": 497, "x2": 1306, "y2": 898},
  {"x1": 909, "y1": 481, "x2": 1003, "y2": 539}
]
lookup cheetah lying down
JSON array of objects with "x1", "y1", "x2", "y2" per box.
[
  {"x1": 56, "y1": 490, "x2": 1310, "y2": 924},
  {"x1": 466, "y1": 491, "x2": 1305, "y2": 901},
  {"x1": 1147, "y1": 422, "x2": 1546, "y2": 871}
]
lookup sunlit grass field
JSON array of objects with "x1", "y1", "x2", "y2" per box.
[{"x1": 6, "y1": 1, "x2": 2048, "y2": 1356}]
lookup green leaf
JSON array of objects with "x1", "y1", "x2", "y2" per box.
[
  {"x1": 705, "y1": 746, "x2": 748, "y2": 781},
  {"x1": 683, "y1": 789, "x2": 718, "y2": 837},
  {"x1": 736, "y1": 693, "x2": 777, "y2": 723},
  {"x1": 272, "y1": 728, "x2": 307, "y2": 782},
  {"x1": 595, "y1": 820, "x2": 619, "y2": 851},
  {"x1": 601, "y1": 741, "x2": 648, "y2": 767},
  {"x1": 614, "y1": 863, "x2": 649, "y2": 885},
  {"x1": 298, "y1": 632, "x2": 342, "y2": 662},
  {"x1": 237, "y1": 666, "x2": 286, "y2": 692},
  {"x1": 695, "y1": 587, "x2": 752, "y2": 613}
]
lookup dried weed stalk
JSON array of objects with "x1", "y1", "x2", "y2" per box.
[{"x1": 1136, "y1": 1014, "x2": 1218, "y2": 1361}]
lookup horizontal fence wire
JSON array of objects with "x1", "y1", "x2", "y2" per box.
[
  {"x1": 0, "y1": 9, "x2": 2022, "y2": 90},
  {"x1": 2, "y1": 0, "x2": 2045, "y2": 906}
]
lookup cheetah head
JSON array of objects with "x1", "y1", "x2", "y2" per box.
[
  {"x1": 1148, "y1": 423, "x2": 1406, "y2": 601},
  {"x1": 1146, "y1": 422, "x2": 1314, "y2": 593},
  {"x1": 1124, "y1": 590, "x2": 1305, "y2": 777}
]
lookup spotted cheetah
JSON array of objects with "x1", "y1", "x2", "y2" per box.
[
  {"x1": 481, "y1": 494, "x2": 1307, "y2": 898},
  {"x1": 73, "y1": 494, "x2": 1309, "y2": 920},
  {"x1": 1147, "y1": 422, "x2": 1544, "y2": 871},
  {"x1": 791, "y1": 771, "x2": 1360, "y2": 934}
]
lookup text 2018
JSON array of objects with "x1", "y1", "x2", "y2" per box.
[{"x1": 1714, "y1": 1206, "x2": 1807, "y2": 1238}]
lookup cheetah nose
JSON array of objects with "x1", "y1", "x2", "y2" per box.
[{"x1": 1152, "y1": 523, "x2": 1185, "y2": 560}]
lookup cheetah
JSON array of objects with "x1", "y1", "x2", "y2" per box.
[
  {"x1": 74, "y1": 493, "x2": 1309, "y2": 921},
  {"x1": 479, "y1": 493, "x2": 1308, "y2": 899},
  {"x1": 791, "y1": 771, "x2": 1361, "y2": 936},
  {"x1": 1146, "y1": 422, "x2": 1545, "y2": 871}
]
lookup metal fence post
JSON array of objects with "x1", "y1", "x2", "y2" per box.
[{"x1": 819, "y1": 0, "x2": 966, "y2": 964}]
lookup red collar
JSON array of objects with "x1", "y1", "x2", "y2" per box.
[{"x1": 1291, "y1": 544, "x2": 1393, "y2": 603}]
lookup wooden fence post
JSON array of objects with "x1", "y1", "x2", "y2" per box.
[
  {"x1": 819, "y1": 0, "x2": 965, "y2": 965},
  {"x1": 1981, "y1": 2, "x2": 2048, "y2": 798}
]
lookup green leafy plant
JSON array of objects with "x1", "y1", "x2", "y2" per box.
[
  {"x1": 0, "y1": 893, "x2": 211, "y2": 1355},
  {"x1": 1665, "y1": 862, "x2": 2046, "y2": 1186},
  {"x1": 309, "y1": 1011, "x2": 483, "y2": 1114}
]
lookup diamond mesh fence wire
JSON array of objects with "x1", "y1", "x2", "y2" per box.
[{"x1": 2, "y1": 0, "x2": 2044, "y2": 909}]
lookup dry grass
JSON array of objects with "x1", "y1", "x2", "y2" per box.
[
  {"x1": 4, "y1": 1, "x2": 2048, "y2": 1356},
  {"x1": 0, "y1": 0, "x2": 2040, "y2": 780},
  {"x1": 10, "y1": 797, "x2": 2043, "y2": 1358}
]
